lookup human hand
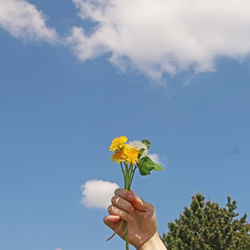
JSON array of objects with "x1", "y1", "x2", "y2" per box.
[{"x1": 103, "y1": 188, "x2": 166, "y2": 249}]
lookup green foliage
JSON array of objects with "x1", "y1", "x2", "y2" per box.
[
  {"x1": 161, "y1": 193, "x2": 249, "y2": 250},
  {"x1": 138, "y1": 139, "x2": 162, "y2": 176},
  {"x1": 138, "y1": 156, "x2": 162, "y2": 175},
  {"x1": 141, "y1": 139, "x2": 151, "y2": 149},
  {"x1": 236, "y1": 224, "x2": 250, "y2": 250}
]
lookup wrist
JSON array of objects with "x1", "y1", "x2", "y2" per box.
[{"x1": 137, "y1": 232, "x2": 167, "y2": 250}]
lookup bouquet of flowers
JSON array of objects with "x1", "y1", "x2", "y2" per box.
[{"x1": 108, "y1": 136, "x2": 163, "y2": 250}]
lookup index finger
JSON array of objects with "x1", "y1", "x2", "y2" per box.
[{"x1": 114, "y1": 188, "x2": 135, "y2": 201}]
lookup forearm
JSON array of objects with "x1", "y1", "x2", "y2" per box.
[{"x1": 137, "y1": 233, "x2": 167, "y2": 250}]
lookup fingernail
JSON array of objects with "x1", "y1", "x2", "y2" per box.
[
  {"x1": 127, "y1": 215, "x2": 132, "y2": 221},
  {"x1": 127, "y1": 194, "x2": 135, "y2": 200}
]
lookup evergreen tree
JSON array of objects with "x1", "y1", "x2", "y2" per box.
[
  {"x1": 161, "y1": 193, "x2": 249, "y2": 250},
  {"x1": 237, "y1": 223, "x2": 250, "y2": 250}
]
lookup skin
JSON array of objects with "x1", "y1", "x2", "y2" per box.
[{"x1": 103, "y1": 188, "x2": 167, "y2": 250}]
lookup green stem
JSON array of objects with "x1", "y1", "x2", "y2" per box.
[
  {"x1": 120, "y1": 162, "x2": 138, "y2": 250},
  {"x1": 123, "y1": 163, "x2": 130, "y2": 250},
  {"x1": 120, "y1": 162, "x2": 126, "y2": 186},
  {"x1": 106, "y1": 220, "x2": 124, "y2": 241},
  {"x1": 125, "y1": 221, "x2": 129, "y2": 250},
  {"x1": 129, "y1": 166, "x2": 137, "y2": 189}
]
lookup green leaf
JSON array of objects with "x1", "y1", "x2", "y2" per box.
[
  {"x1": 138, "y1": 148, "x2": 145, "y2": 159},
  {"x1": 141, "y1": 139, "x2": 151, "y2": 149},
  {"x1": 138, "y1": 156, "x2": 163, "y2": 176}
]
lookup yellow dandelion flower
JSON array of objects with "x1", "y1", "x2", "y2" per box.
[
  {"x1": 124, "y1": 147, "x2": 139, "y2": 165},
  {"x1": 109, "y1": 136, "x2": 128, "y2": 152},
  {"x1": 110, "y1": 149, "x2": 126, "y2": 163}
]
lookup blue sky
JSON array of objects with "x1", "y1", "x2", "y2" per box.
[{"x1": 0, "y1": 0, "x2": 250, "y2": 250}]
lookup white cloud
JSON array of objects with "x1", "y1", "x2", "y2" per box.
[
  {"x1": 2, "y1": 0, "x2": 250, "y2": 81},
  {"x1": 0, "y1": 0, "x2": 57, "y2": 42},
  {"x1": 80, "y1": 180, "x2": 119, "y2": 209},
  {"x1": 68, "y1": 0, "x2": 250, "y2": 81},
  {"x1": 55, "y1": 248, "x2": 62, "y2": 250}
]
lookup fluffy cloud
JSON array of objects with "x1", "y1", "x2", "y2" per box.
[
  {"x1": 55, "y1": 248, "x2": 62, "y2": 250},
  {"x1": 0, "y1": 0, "x2": 57, "y2": 42},
  {"x1": 2, "y1": 0, "x2": 250, "y2": 80},
  {"x1": 68, "y1": 0, "x2": 250, "y2": 80},
  {"x1": 80, "y1": 180, "x2": 119, "y2": 209}
]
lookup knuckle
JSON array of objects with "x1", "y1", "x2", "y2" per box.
[
  {"x1": 108, "y1": 205, "x2": 113, "y2": 214},
  {"x1": 111, "y1": 195, "x2": 119, "y2": 205}
]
